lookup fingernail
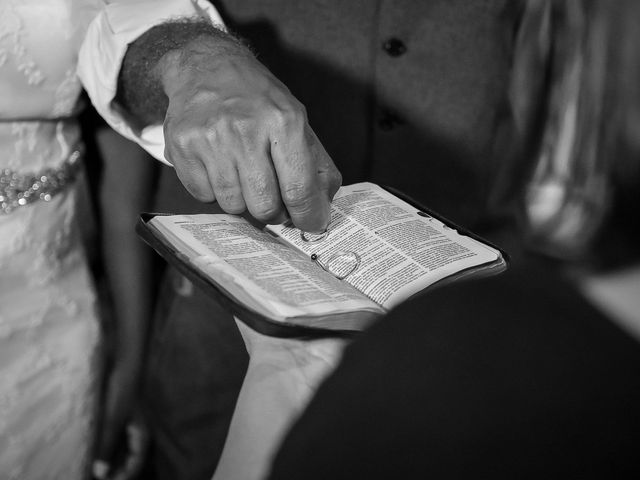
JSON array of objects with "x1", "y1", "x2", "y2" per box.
[{"x1": 92, "y1": 460, "x2": 110, "y2": 479}]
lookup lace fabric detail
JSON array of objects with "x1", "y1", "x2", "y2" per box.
[
  {"x1": 0, "y1": 0, "x2": 100, "y2": 121},
  {"x1": 53, "y1": 67, "x2": 82, "y2": 117},
  {"x1": 1, "y1": 120, "x2": 82, "y2": 177},
  {"x1": 0, "y1": 1, "x2": 106, "y2": 475},
  {"x1": 0, "y1": 184, "x2": 102, "y2": 479},
  {"x1": 0, "y1": 0, "x2": 45, "y2": 86},
  {"x1": 11, "y1": 122, "x2": 40, "y2": 156}
]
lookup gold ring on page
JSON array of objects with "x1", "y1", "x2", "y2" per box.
[
  {"x1": 300, "y1": 229, "x2": 329, "y2": 243},
  {"x1": 311, "y1": 250, "x2": 361, "y2": 280}
]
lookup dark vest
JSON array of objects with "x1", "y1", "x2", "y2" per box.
[{"x1": 155, "y1": 0, "x2": 522, "y2": 228}]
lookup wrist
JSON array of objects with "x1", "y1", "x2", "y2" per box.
[
  {"x1": 155, "y1": 33, "x2": 253, "y2": 98},
  {"x1": 118, "y1": 19, "x2": 250, "y2": 126}
]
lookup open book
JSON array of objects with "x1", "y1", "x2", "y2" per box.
[{"x1": 138, "y1": 183, "x2": 507, "y2": 335}]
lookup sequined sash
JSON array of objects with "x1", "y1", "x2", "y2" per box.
[{"x1": 0, "y1": 149, "x2": 82, "y2": 214}]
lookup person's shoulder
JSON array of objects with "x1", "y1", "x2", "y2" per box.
[{"x1": 357, "y1": 256, "x2": 640, "y2": 373}]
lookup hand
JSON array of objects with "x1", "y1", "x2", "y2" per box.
[
  {"x1": 213, "y1": 319, "x2": 350, "y2": 480},
  {"x1": 156, "y1": 35, "x2": 342, "y2": 233},
  {"x1": 93, "y1": 360, "x2": 149, "y2": 480},
  {"x1": 93, "y1": 419, "x2": 149, "y2": 480}
]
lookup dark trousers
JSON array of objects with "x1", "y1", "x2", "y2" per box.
[{"x1": 144, "y1": 268, "x2": 249, "y2": 480}]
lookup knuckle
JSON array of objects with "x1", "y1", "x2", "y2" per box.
[
  {"x1": 329, "y1": 169, "x2": 343, "y2": 192},
  {"x1": 184, "y1": 180, "x2": 215, "y2": 203},
  {"x1": 213, "y1": 180, "x2": 245, "y2": 213},
  {"x1": 165, "y1": 122, "x2": 197, "y2": 155},
  {"x1": 297, "y1": 101, "x2": 309, "y2": 121},
  {"x1": 246, "y1": 170, "x2": 273, "y2": 196},
  {"x1": 284, "y1": 150, "x2": 307, "y2": 174},
  {"x1": 245, "y1": 173, "x2": 281, "y2": 219},
  {"x1": 270, "y1": 103, "x2": 306, "y2": 133},
  {"x1": 185, "y1": 89, "x2": 217, "y2": 112},
  {"x1": 212, "y1": 173, "x2": 238, "y2": 196},
  {"x1": 230, "y1": 117, "x2": 256, "y2": 143},
  {"x1": 329, "y1": 163, "x2": 342, "y2": 183},
  {"x1": 251, "y1": 201, "x2": 282, "y2": 221},
  {"x1": 281, "y1": 181, "x2": 313, "y2": 209}
]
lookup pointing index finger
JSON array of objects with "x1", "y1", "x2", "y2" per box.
[{"x1": 269, "y1": 133, "x2": 331, "y2": 233}]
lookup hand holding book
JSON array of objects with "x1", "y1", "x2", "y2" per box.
[{"x1": 138, "y1": 182, "x2": 507, "y2": 335}]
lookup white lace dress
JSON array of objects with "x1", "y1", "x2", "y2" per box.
[{"x1": 0, "y1": 1, "x2": 104, "y2": 478}]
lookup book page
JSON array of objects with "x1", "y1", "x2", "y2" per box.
[
  {"x1": 149, "y1": 215, "x2": 384, "y2": 320},
  {"x1": 266, "y1": 183, "x2": 501, "y2": 309}
]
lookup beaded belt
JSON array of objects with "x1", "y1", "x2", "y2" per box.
[{"x1": 0, "y1": 149, "x2": 82, "y2": 214}]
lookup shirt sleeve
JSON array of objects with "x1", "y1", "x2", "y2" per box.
[{"x1": 77, "y1": 0, "x2": 225, "y2": 164}]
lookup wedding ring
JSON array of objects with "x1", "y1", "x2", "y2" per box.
[
  {"x1": 300, "y1": 229, "x2": 329, "y2": 243},
  {"x1": 313, "y1": 250, "x2": 361, "y2": 279}
]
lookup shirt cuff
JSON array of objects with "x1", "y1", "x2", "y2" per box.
[{"x1": 77, "y1": 0, "x2": 224, "y2": 165}]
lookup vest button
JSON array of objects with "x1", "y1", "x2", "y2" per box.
[
  {"x1": 378, "y1": 110, "x2": 404, "y2": 131},
  {"x1": 378, "y1": 116, "x2": 394, "y2": 131},
  {"x1": 382, "y1": 38, "x2": 407, "y2": 57}
]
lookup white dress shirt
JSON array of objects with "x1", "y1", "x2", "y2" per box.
[{"x1": 77, "y1": 0, "x2": 224, "y2": 164}]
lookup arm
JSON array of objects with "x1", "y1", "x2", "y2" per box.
[
  {"x1": 93, "y1": 125, "x2": 158, "y2": 479},
  {"x1": 78, "y1": 1, "x2": 340, "y2": 233},
  {"x1": 117, "y1": 20, "x2": 340, "y2": 232},
  {"x1": 213, "y1": 319, "x2": 349, "y2": 480}
]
